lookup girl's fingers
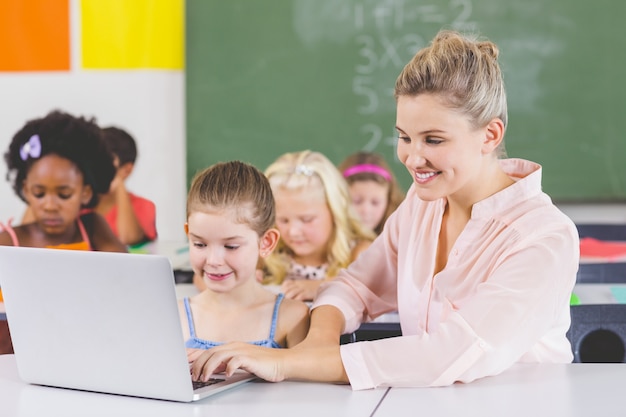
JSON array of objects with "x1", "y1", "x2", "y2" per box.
[
  {"x1": 192, "y1": 343, "x2": 244, "y2": 381},
  {"x1": 186, "y1": 348, "x2": 204, "y2": 362}
]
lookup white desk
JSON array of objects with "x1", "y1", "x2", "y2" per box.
[
  {"x1": 375, "y1": 362, "x2": 626, "y2": 417},
  {"x1": 2, "y1": 355, "x2": 626, "y2": 417},
  {"x1": 0, "y1": 355, "x2": 386, "y2": 417},
  {"x1": 573, "y1": 283, "x2": 626, "y2": 304}
]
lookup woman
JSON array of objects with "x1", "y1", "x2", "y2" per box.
[{"x1": 188, "y1": 29, "x2": 579, "y2": 389}]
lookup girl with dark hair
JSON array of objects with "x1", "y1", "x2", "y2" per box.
[{"x1": 0, "y1": 110, "x2": 126, "y2": 252}]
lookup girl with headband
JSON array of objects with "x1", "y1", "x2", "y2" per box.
[{"x1": 338, "y1": 151, "x2": 405, "y2": 235}]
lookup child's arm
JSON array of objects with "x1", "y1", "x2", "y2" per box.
[
  {"x1": 112, "y1": 181, "x2": 151, "y2": 245},
  {"x1": 280, "y1": 240, "x2": 372, "y2": 301},
  {"x1": 88, "y1": 213, "x2": 128, "y2": 252},
  {"x1": 281, "y1": 280, "x2": 322, "y2": 302}
]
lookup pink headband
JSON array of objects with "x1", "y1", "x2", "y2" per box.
[{"x1": 343, "y1": 164, "x2": 391, "y2": 181}]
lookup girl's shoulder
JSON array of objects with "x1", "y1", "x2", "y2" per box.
[
  {"x1": 0, "y1": 229, "x2": 15, "y2": 246},
  {"x1": 0, "y1": 222, "x2": 36, "y2": 247},
  {"x1": 278, "y1": 295, "x2": 309, "y2": 313},
  {"x1": 276, "y1": 295, "x2": 310, "y2": 324}
]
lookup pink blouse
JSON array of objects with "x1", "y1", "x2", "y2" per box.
[{"x1": 312, "y1": 159, "x2": 579, "y2": 390}]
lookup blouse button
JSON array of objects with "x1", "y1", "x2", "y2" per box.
[{"x1": 453, "y1": 249, "x2": 459, "y2": 256}]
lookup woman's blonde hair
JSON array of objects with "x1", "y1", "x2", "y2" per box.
[
  {"x1": 186, "y1": 160, "x2": 275, "y2": 237},
  {"x1": 395, "y1": 30, "x2": 508, "y2": 157},
  {"x1": 338, "y1": 151, "x2": 405, "y2": 235},
  {"x1": 263, "y1": 150, "x2": 374, "y2": 284}
]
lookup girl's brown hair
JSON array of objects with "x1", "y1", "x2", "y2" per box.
[{"x1": 186, "y1": 160, "x2": 275, "y2": 236}]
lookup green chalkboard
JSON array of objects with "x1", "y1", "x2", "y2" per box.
[{"x1": 186, "y1": 0, "x2": 626, "y2": 201}]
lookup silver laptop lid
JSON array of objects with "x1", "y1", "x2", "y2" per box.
[{"x1": 0, "y1": 246, "x2": 197, "y2": 402}]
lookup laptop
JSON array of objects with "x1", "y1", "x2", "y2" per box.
[{"x1": 0, "y1": 246, "x2": 255, "y2": 402}]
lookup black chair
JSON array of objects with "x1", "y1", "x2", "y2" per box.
[
  {"x1": 577, "y1": 262, "x2": 626, "y2": 283},
  {"x1": 173, "y1": 269, "x2": 194, "y2": 284},
  {"x1": 567, "y1": 304, "x2": 626, "y2": 363},
  {"x1": 340, "y1": 322, "x2": 402, "y2": 344},
  {"x1": 577, "y1": 224, "x2": 626, "y2": 241}
]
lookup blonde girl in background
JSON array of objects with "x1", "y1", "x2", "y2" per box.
[
  {"x1": 338, "y1": 151, "x2": 405, "y2": 235},
  {"x1": 262, "y1": 150, "x2": 375, "y2": 302},
  {"x1": 181, "y1": 161, "x2": 309, "y2": 351}
]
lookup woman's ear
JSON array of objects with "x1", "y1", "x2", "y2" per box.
[
  {"x1": 259, "y1": 228, "x2": 280, "y2": 258},
  {"x1": 481, "y1": 118, "x2": 505, "y2": 154},
  {"x1": 184, "y1": 223, "x2": 189, "y2": 235},
  {"x1": 81, "y1": 185, "x2": 93, "y2": 205}
]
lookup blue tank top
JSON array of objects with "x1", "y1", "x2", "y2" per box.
[{"x1": 184, "y1": 293, "x2": 284, "y2": 349}]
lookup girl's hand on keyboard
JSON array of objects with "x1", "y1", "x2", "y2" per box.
[
  {"x1": 189, "y1": 342, "x2": 285, "y2": 383},
  {"x1": 188, "y1": 348, "x2": 226, "y2": 374}
]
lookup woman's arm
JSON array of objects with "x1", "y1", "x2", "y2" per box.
[{"x1": 281, "y1": 299, "x2": 310, "y2": 347}]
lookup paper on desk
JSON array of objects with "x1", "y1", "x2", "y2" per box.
[
  {"x1": 579, "y1": 237, "x2": 626, "y2": 261},
  {"x1": 610, "y1": 287, "x2": 626, "y2": 304}
]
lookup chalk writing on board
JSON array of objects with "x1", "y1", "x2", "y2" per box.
[{"x1": 346, "y1": 0, "x2": 477, "y2": 153}]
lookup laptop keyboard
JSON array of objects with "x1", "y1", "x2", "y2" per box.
[{"x1": 192, "y1": 376, "x2": 226, "y2": 390}]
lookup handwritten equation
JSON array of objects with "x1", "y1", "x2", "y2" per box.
[{"x1": 348, "y1": 0, "x2": 477, "y2": 152}]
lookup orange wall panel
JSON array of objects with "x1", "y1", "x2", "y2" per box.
[{"x1": 0, "y1": 0, "x2": 70, "y2": 72}]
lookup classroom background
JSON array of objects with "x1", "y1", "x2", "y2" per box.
[
  {"x1": 2, "y1": 0, "x2": 626, "y2": 243},
  {"x1": 0, "y1": 0, "x2": 186, "y2": 241}
]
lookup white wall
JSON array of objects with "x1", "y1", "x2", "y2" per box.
[
  {"x1": 558, "y1": 204, "x2": 626, "y2": 225},
  {"x1": 0, "y1": 1, "x2": 186, "y2": 242}
]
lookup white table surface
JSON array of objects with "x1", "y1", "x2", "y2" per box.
[
  {"x1": 572, "y1": 283, "x2": 626, "y2": 304},
  {"x1": 0, "y1": 355, "x2": 387, "y2": 417},
  {"x1": 375, "y1": 362, "x2": 626, "y2": 417},
  {"x1": 2, "y1": 355, "x2": 626, "y2": 417}
]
